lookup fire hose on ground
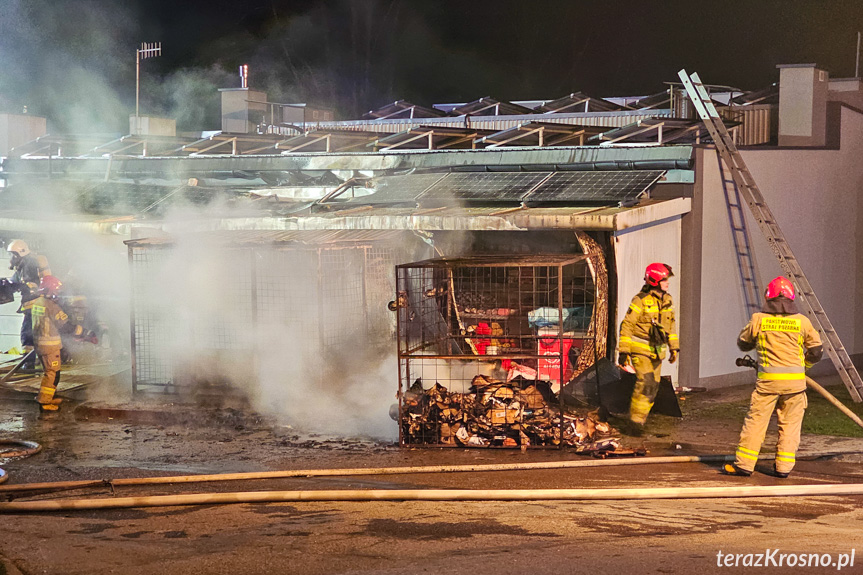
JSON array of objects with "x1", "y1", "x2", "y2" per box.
[
  {"x1": 0, "y1": 370, "x2": 861, "y2": 512},
  {"x1": 0, "y1": 440, "x2": 42, "y2": 485},
  {"x1": 4, "y1": 482, "x2": 863, "y2": 513},
  {"x1": 2, "y1": 451, "x2": 863, "y2": 513},
  {"x1": 0, "y1": 454, "x2": 746, "y2": 494}
]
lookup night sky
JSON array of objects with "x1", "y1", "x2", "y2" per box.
[{"x1": 2, "y1": 0, "x2": 862, "y2": 133}]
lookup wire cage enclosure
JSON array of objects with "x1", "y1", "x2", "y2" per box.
[
  {"x1": 395, "y1": 252, "x2": 608, "y2": 449},
  {"x1": 128, "y1": 236, "x2": 401, "y2": 398}
]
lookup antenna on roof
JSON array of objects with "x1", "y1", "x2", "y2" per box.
[
  {"x1": 135, "y1": 42, "x2": 162, "y2": 133},
  {"x1": 856, "y1": 31, "x2": 861, "y2": 78}
]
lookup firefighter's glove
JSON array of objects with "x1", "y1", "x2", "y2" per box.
[
  {"x1": 618, "y1": 353, "x2": 631, "y2": 368},
  {"x1": 668, "y1": 350, "x2": 678, "y2": 364},
  {"x1": 80, "y1": 330, "x2": 99, "y2": 345}
]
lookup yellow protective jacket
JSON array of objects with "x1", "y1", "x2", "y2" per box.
[
  {"x1": 20, "y1": 295, "x2": 84, "y2": 348},
  {"x1": 619, "y1": 288, "x2": 679, "y2": 360},
  {"x1": 738, "y1": 312, "x2": 822, "y2": 394}
]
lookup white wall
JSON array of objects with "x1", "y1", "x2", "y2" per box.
[
  {"x1": 613, "y1": 214, "x2": 683, "y2": 384},
  {"x1": 0, "y1": 249, "x2": 19, "y2": 352},
  {"x1": 0, "y1": 113, "x2": 47, "y2": 156},
  {"x1": 698, "y1": 105, "x2": 863, "y2": 382}
]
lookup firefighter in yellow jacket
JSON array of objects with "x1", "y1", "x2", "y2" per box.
[
  {"x1": 7, "y1": 240, "x2": 51, "y2": 370},
  {"x1": 21, "y1": 275, "x2": 97, "y2": 411},
  {"x1": 618, "y1": 263, "x2": 679, "y2": 428},
  {"x1": 725, "y1": 277, "x2": 822, "y2": 478}
]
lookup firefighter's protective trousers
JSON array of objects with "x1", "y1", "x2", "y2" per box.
[
  {"x1": 21, "y1": 295, "x2": 83, "y2": 408},
  {"x1": 735, "y1": 389, "x2": 807, "y2": 474},
  {"x1": 630, "y1": 355, "x2": 662, "y2": 425},
  {"x1": 734, "y1": 312, "x2": 821, "y2": 474},
  {"x1": 35, "y1": 345, "x2": 61, "y2": 405}
]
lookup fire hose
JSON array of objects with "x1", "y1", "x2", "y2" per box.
[
  {"x1": 0, "y1": 440, "x2": 42, "y2": 485},
  {"x1": 0, "y1": 454, "x2": 744, "y2": 494},
  {"x1": 3, "y1": 482, "x2": 863, "y2": 512},
  {"x1": 736, "y1": 355, "x2": 863, "y2": 430},
  {"x1": 3, "y1": 450, "x2": 863, "y2": 512}
]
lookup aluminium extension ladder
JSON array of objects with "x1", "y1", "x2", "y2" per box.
[
  {"x1": 718, "y1": 155, "x2": 761, "y2": 317},
  {"x1": 678, "y1": 69, "x2": 863, "y2": 402}
]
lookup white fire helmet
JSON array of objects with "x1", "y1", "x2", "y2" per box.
[{"x1": 6, "y1": 240, "x2": 30, "y2": 258}]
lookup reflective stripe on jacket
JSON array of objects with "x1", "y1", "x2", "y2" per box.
[
  {"x1": 619, "y1": 288, "x2": 679, "y2": 360},
  {"x1": 21, "y1": 295, "x2": 83, "y2": 348},
  {"x1": 738, "y1": 312, "x2": 821, "y2": 393}
]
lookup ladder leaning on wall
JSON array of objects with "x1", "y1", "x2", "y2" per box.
[
  {"x1": 718, "y1": 154, "x2": 762, "y2": 318},
  {"x1": 678, "y1": 68, "x2": 863, "y2": 403}
]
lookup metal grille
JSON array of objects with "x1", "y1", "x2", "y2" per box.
[
  {"x1": 130, "y1": 246, "x2": 179, "y2": 391},
  {"x1": 395, "y1": 255, "x2": 598, "y2": 447},
  {"x1": 320, "y1": 248, "x2": 366, "y2": 347},
  {"x1": 254, "y1": 249, "x2": 321, "y2": 358},
  {"x1": 364, "y1": 246, "x2": 398, "y2": 339},
  {"x1": 130, "y1": 242, "x2": 400, "y2": 395}
]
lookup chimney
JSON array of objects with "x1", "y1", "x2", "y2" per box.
[
  {"x1": 777, "y1": 63, "x2": 829, "y2": 147},
  {"x1": 219, "y1": 64, "x2": 266, "y2": 133}
]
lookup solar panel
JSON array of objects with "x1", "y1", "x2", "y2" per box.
[
  {"x1": 341, "y1": 173, "x2": 447, "y2": 205},
  {"x1": 416, "y1": 172, "x2": 551, "y2": 204},
  {"x1": 523, "y1": 170, "x2": 664, "y2": 205},
  {"x1": 329, "y1": 170, "x2": 665, "y2": 207}
]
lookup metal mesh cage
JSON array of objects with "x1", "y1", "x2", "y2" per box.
[
  {"x1": 129, "y1": 242, "x2": 399, "y2": 395},
  {"x1": 395, "y1": 255, "x2": 602, "y2": 448}
]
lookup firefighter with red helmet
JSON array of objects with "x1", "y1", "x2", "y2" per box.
[
  {"x1": 618, "y1": 263, "x2": 680, "y2": 430},
  {"x1": 725, "y1": 276, "x2": 822, "y2": 477},
  {"x1": 20, "y1": 275, "x2": 97, "y2": 411}
]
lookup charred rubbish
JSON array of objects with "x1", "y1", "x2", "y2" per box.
[
  {"x1": 398, "y1": 374, "x2": 620, "y2": 451},
  {"x1": 395, "y1": 243, "x2": 612, "y2": 449}
]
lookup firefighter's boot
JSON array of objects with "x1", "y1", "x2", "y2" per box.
[
  {"x1": 35, "y1": 386, "x2": 60, "y2": 411},
  {"x1": 773, "y1": 464, "x2": 790, "y2": 479},
  {"x1": 723, "y1": 463, "x2": 753, "y2": 477}
]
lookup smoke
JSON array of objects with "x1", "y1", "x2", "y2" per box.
[
  {"x1": 120, "y1": 200, "x2": 432, "y2": 441},
  {"x1": 0, "y1": 0, "x2": 140, "y2": 132},
  {"x1": 147, "y1": 65, "x2": 237, "y2": 133}
]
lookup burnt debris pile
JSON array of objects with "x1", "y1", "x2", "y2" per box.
[{"x1": 400, "y1": 374, "x2": 621, "y2": 451}]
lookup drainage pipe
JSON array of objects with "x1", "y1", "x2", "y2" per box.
[
  {"x1": 4, "y1": 483, "x2": 863, "y2": 513},
  {"x1": 0, "y1": 454, "x2": 738, "y2": 493}
]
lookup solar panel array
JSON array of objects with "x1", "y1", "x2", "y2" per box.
[
  {"x1": 416, "y1": 172, "x2": 550, "y2": 204},
  {"x1": 334, "y1": 170, "x2": 664, "y2": 207},
  {"x1": 523, "y1": 171, "x2": 664, "y2": 205},
  {"x1": 350, "y1": 173, "x2": 447, "y2": 204}
]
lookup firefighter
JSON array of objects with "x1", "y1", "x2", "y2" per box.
[
  {"x1": 617, "y1": 263, "x2": 679, "y2": 430},
  {"x1": 724, "y1": 277, "x2": 822, "y2": 478},
  {"x1": 6, "y1": 240, "x2": 51, "y2": 370},
  {"x1": 21, "y1": 275, "x2": 97, "y2": 411}
]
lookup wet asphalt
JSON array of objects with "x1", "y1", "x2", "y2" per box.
[{"x1": 0, "y1": 388, "x2": 862, "y2": 574}]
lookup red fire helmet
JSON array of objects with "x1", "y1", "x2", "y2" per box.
[
  {"x1": 765, "y1": 276, "x2": 795, "y2": 300},
  {"x1": 39, "y1": 275, "x2": 63, "y2": 296},
  {"x1": 644, "y1": 263, "x2": 673, "y2": 287}
]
